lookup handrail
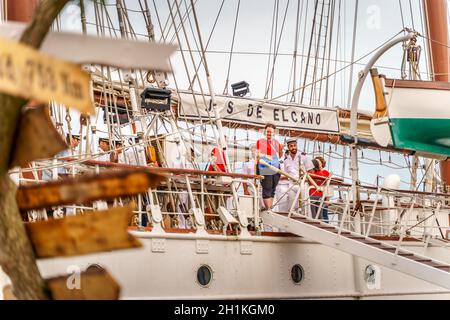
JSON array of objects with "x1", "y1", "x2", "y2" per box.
[
  {"x1": 56, "y1": 157, "x2": 265, "y2": 180},
  {"x1": 330, "y1": 178, "x2": 450, "y2": 198}
]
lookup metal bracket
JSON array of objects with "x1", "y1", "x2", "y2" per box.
[
  {"x1": 240, "y1": 241, "x2": 253, "y2": 255},
  {"x1": 190, "y1": 207, "x2": 205, "y2": 226},
  {"x1": 236, "y1": 209, "x2": 249, "y2": 228},
  {"x1": 148, "y1": 204, "x2": 163, "y2": 224},
  {"x1": 196, "y1": 240, "x2": 209, "y2": 254},
  {"x1": 151, "y1": 238, "x2": 166, "y2": 253}
]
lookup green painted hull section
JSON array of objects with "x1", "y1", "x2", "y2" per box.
[{"x1": 390, "y1": 118, "x2": 450, "y2": 156}]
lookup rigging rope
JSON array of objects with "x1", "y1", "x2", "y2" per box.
[{"x1": 223, "y1": 0, "x2": 241, "y2": 95}]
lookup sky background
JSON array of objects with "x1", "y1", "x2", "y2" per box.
[
  {"x1": 57, "y1": 0, "x2": 448, "y2": 190},
  {"x1": 60, "y1": 0, "x2": 432, "y2": 109}
]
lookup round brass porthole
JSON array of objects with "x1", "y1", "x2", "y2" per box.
[
  {"x1": 291, "y1": 264, "x2": 304, "y2": 284},
  {"x1": 196, "y1": 265, "x2": 213, "y2": 287}
]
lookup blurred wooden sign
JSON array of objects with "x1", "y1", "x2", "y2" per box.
[
  {"x1": 10, "y1": 104, "x2": 67, "y2": 168},
  {"x1": 25, "y1": 205, "x2": 141, "y2": 258},
  {"x1": 2, "y1": 285, "x2": 17, "y2": 300},
  {"x1": 46, "y1": 268, "x2": 120, "y2": 300},
  {"x1": 0, "y1": 22, "x2": 177, "y2": 71},
  {"x1": 17, "y1": 168, "x2": 165, "y2": 211},
  {"x1": 0, "y1": 37, "x2": 94, "y2": 114}
]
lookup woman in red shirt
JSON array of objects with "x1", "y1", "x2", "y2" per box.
[
  {"x1": 309, "y1": 157, "x2": 330, "y2": 222},
  {"x1": 256, "y1": 122, "x2": 283, "y2": 210}
]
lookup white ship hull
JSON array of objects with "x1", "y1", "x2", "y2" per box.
[{"x1": 32, "y1": 232, "x2": 450, "y2": 300}]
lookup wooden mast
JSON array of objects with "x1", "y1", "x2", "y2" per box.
[{"x1": 423, "y1": 0, "x2": 450, "y2": 190}]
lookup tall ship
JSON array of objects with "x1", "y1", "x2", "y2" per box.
[{"x1": 1, "y1": 0, "x2": 450, "y2": 299}]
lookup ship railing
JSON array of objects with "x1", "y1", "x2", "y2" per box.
[
  {"x1": 11, "y1": 157, "x2": 264, "y2": 234},
  {"x1": 304, "y1": 181, "x2": 450, "y2": 254},
  {"x1": 342, "y1": 192, "x2": 445, "y2": 230}
]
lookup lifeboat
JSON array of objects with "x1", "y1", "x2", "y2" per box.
[{"x1": 370, "y1": 69, "x2": 450, "y2": 157}]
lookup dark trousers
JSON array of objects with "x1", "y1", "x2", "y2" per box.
[
  {"x1": 310, "y1": 196, "x2": 329, "y2": 222},
  {"x1": 261, "y1": 173, "x2": 281, "y2": 199}
]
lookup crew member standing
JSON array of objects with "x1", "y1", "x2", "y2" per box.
[
  {"x1": 275, "y1": 149, "x2": 290, "y2": 212},
  {"x1": 309, "y1": 157, "x2": 330, "y2": 222},
  {"x1": 208, "y1": 136, "x2": 228, "y2": 172},
  {"x1": 97, "y1": 137, "x2": 112, "y2": 162},
  {"x1": 256, "y1": 122, "x2": 283, "y2": 210},
  {"x1": 281, "y1": 138, "x2": 302, "y2": 212},
  {"x1": 242, "y1": 144, "x2": 257, "y2": 196}
]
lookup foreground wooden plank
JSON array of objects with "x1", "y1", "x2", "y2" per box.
[
  {"x1": 17, "y1": 168, "x2": 165, "y2": 211},
  {"x1": 2, "y1": 285, "x2": 17, "y2": 300},
  {"x1": 0, "y1": 22, "x2": 177, "y2": 72},
  {"x1": 25, "y1": 205, "x2": 141, "y2": 258},
  {"x1": 10, "y1": 104, "x2": 67, "y2": 168},
  {"x1": 47, "y1": 268, "x2": 120, "y2": 300},
  {"x1": 0, "y1": 37, "x2": 94, "y2": 114}
]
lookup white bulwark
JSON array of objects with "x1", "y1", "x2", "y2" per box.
[{"x1": 177, "y1": 91, "x2": 340, "y2": 134}]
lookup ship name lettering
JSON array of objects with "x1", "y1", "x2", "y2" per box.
[
  {"x1": 291, "y1": 111, "x2": 298, "y2": 122},
  {"x1": 273, "y1": 109, "x2": 290, "y2": 122},
  {"x1": 227, "y1": 100, "x2": 234, "y2": 114},
  {"x1": 246, "y1": 104, "x2": 262, "y2": 119},
  {"x1": 296, "y1": 111, "x2": 320, "y2": 125}
]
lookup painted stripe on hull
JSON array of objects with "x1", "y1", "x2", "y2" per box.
[{"x1": 390, "y1": 118, "x2": 450, "y2": 156}]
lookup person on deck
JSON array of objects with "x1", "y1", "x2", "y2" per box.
[
  {"x1": 256, "y1": 122, "x2": 283, "y2": 210},
  {"x1": 208, "y1": 136, "x2": 228, "y2": 172},
  {"x1": 276, "y1": 139, "x2": 313, "y2": 212},
  {"x1": 279, "y1": 139, "x2": 304, "y2": 212},
  {"x1": 309, "y1": 156, "x2": 330, "y2": 222},
  {"x1": 112, "y1": 140, "x2": 124, "y2": 163},
  {"x1": 275, "y1": 149, "x2": 290, "y2": 212},
  {"x1": 97, "y1": 137, "x2": 113, "y2": 162},
  {"x1": 65, "y1": 134, "x2": 81, "y2": 156},
  {"x1": 242, "y1": 144, "x2": 257, "y2": 196},
  {"x1": 42, "y1": 134, "x2": 80, "y2": 181}
]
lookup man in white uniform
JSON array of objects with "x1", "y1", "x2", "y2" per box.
[
  {"x1": 169, "y1": 144, "x2": 197, "y2": 229},
  {"x1": 118, "y1": 143, "x2": 147, "y2": 166},
  {"x1": 280, "y1": 138, "x2": 314, "y2": 212},
  {"x1": 274, "y1": 150, "x2": 290, "y2": 212},
  {"x1": 42, "y1": 134, "x2": 81, "y2": 181},
  {"x1": 97, "y1": 137, "x2": 112, "y2": 162}
]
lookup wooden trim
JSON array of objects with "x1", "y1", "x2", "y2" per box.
[
  {"x1": 46, "y1": 268, "x2": 120, "y2": 300},
  {"x1": 59, "y1": 157, "x2": 263, "y2": 180},
  {"x1": 338, "y1": 109, "x2": 373, "y2": 121},
  {"x1": 17, "y1": 169, "x2": 164, "y2": 211},
  {"x1": 25, "y1": 206, "x2": 141, "y2": 258},
  {"x1": 370, "y1": 236, "x2": 422, "y2": 242},
  {"x1": 127, "y1": 226, "x2": 301, "y2": 238},
  {"x1": 384, "y1": 78, "x2": 450, "y2": 91}
]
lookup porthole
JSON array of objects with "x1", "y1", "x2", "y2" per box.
[
  {"x1": 291, "y1": 264, "x2": 304, "y2": 284},
  {"x1": 196, "y1": 265, "x2": 213, "y2": 287},
  {"x1": 86, "y1": 263, "x2": 105, "y2": 273},
  {"x1": 364, "y1": 265, "x2": 381, "y2": 289}
]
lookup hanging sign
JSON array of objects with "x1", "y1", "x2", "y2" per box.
[
  {"x1": 0, "y1": 37, "x2": 94, "y2": 114},
  {"x1": 177, "y1": 91, "x2": 340, "y2": 133},
  {"x1": 0, "y1": 22, "x2": 177, "y2": 71}
]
